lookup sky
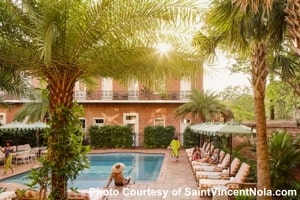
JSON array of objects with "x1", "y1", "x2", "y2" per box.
[
  {"x1": 203, "y1": 68, "x2": 251, "y2": 92},
  {"x1": 202, "y1": 54, "x2": 251, "y2": 92},
  {"x1": 195, "y1": 0, "x2": 251, "y2": 92}
]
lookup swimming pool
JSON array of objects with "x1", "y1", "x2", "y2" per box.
[{"x1": 2, "y1": 152, "x2": 164, "y2": 189}]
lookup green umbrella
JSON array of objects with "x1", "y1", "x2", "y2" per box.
[
  {"x1": 190, "y1": 122, "x2": 255, "y2": 177},
  {"x1": 0, "y1": 121, "x2": 32, "y2": 151}
]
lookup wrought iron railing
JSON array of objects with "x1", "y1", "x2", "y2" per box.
[{"x1": 1, "y1": 90, "x2": 191, "y2": 102}]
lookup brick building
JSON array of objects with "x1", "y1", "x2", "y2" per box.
[{"x1": 0, "y1": 72, "x2": 203, "y2": 147}]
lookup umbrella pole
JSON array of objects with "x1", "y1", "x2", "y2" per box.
[
  {"x1": 228, "y1": 134, "x2": 232, "y2": 177},
  {"x1": 218, "y1": 136, "x2": 221, "y2": 163}
]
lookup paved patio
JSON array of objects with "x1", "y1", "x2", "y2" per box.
[{"x1": 0, "y1": 148, "x2": 212, "y2": 200}]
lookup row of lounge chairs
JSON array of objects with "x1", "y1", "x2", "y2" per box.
[{"x1": 186, "y1": 143, "x2": 256, "y2": 197}]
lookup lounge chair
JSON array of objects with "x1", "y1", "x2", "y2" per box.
[
  {"x1": 201, "y1": 144, "x2": 215, "y2": 158},
  {"x1": 186, "y1": 141, "x2": 209, "y2": 160},
  {"x1": 192, "y1": 153, "x2": 229, "y2": 171},
  {"x1": 195, "y1": 157, "x2": 241, "y2": 180},
  {"x1": 200, "y1": 141, "x2": 209, "y2": 151},
  {"x1": 192, "y1": 151, "x2": 227, "y2": 172},
  {"x1": 198, "y1": 162, "x2": 251, "y2": 190}
]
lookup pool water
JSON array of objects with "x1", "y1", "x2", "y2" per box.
[{"x1": 2, "y1": 152, "x2": 164, "y2": 189}]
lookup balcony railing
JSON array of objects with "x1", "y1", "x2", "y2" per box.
[
  {"x1": 2, "y1": 90, "x2": 191, "y2": 102},
  {"x1": 75, "y1": 90, "x2": 191, "y2": 101}
]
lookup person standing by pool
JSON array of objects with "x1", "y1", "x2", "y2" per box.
[
  {"x1": 1, "y1": 141, "x2": 14, "y2": 175},
  {"x1": 168, "y1": 135, "x2": 181, "y2": 162},
  {"x1": 104, "y1": 163, "x2": 131, "y2": 188}
]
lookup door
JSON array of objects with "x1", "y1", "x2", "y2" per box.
[{"x1": 123, "y1": 113, "x2": 139, "y2": 147}]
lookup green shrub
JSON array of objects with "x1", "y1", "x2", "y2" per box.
[
  {"x1": 183, "y1": 127, "x2": 199, "y2": 148},
  {"x1": 89, "y1": 125, "x2": 133, "y2": 148},
  {"x1": 269, "y1": 130, "x2": 300, "y2": 199},
  {"x1": 144, "y1": 125, "x2": 175, "y2": 148},
  {"x1": 0, "y1": 129, "x2": 46, "y2": 147}
]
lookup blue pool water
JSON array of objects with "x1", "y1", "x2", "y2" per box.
[{"x1": 2, "y1": 153, "x2": 164, "y2": 189}]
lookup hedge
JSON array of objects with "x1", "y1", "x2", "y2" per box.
[
  {"x1": 89, "y1": 125, "x2": 133, "y2": 148},
  {"x1": 144, "y1": 125, "x2": 175, "y2": 148}
]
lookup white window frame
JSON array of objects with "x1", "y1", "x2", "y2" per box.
[
  {"x1": 93, "y1": 118, "x2": 105, "y2": 127},
  {"x1": 0, "y1": 113, "x2": 6, "y2": 125},
  {"x1": 79, "y1": 118, "x2": 86, "y2": 133},
  {"x1": 154, "y1": 118, "x2": 165, "y2": 126}
]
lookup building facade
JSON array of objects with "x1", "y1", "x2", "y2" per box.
[{"x1": 0, "y1": 73, "x2": 203, "y2": 147}]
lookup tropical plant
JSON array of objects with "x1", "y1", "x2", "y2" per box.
[
  {"x1": 175, "y1": 89, "x2": 231, "y2": 122},
  {"x1": 14, "y1": 89, "x2": 50, "y2": 123},
  {"x1": 269, "y1": 130, "x2": 300, "y2": 198},
  {"x1": 0, "y1": 65, "x2": 30, "y2": 107},
  {"x1": 0, "y1": 0, "x2": 202, "y2": 199}
]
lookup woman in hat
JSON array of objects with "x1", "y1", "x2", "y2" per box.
[
  {"x1": 1, "y1": 141, "x2": 14, "y2": 175},
  {"x1": 104, "y1": 163, "x2": 130, "y2": 187}
]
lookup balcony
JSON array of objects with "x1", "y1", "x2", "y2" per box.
[
  {"x1": 76, "y1": 90, "x2": 191, "y2": 102},
  {"x1": 1, "y1": 90, "x2": 191, "y2": 103}
]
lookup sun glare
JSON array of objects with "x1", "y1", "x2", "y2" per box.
[{"x1": 156, "y1": 42, "x2": 172, "y2": 53}]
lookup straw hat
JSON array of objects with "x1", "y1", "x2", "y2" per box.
[{"x1": 111, "y1": 163, "x2": 125, "y2": 173}]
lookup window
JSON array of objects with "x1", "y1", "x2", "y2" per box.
[
  {"x1": 126, "y1": 115, "x2": 136, "y2": 121},
  {"x1": 182, "y1": 118, "x2": 191, "y2": 124},
  {"x1": 0, "y1": 113, "x2": 6, "y2": 125},
  {"x1": 154, "y1": 118, "x2": 165, "y2": 126},
  {"x1": 94, "y1": 118, "x2": 105, "y2": 127},
  {"x1": 128, "y1": 80, "x2": 139, "y2": 100},
  {"x1": 101, "y1": 78, "x2": 113, "y2": 100},
  {"x1": 180, "y1": 77, "x2": 191, "y2": 100},
  {"x1": 74, "y1": 81, "x2": 86, "y2": 100}
]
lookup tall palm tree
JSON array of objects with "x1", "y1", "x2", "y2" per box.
[
  {"x1": 202, "y1": 0, "x2": 289, "y2": 198},
  {"x1": 175, "y1": 89, "x2": 230, "y2": 122},
  {"x1": 0, "y1": 0, "x2": 202, "y2": 199}
]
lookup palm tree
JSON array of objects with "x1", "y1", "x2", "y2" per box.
[
  {"x1": 0, "y1": 0, "x2": 202, "y2": 199},
  {"x1": 175, "y1": 89, "x2": 230, "y2": 122},
  {"x1": 0, "y1": 65, "x2": 29, "y2": 106},
  {"x1": 14, "y1": 88, "x2": 50, "y2": 123},
  {"x1": 201, "y1": 0, "x2": 289, "y2": 198}
]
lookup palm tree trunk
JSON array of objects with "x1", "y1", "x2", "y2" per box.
[
  {"x1": 47, "y1": 70, "x2": 77, "y2": 200},
  {"x1": 285, "y1": 0, "x2": 300, "y2": 49},
  {"x1": 251, "y1": 42, "x2": 272, "y2": 200}
]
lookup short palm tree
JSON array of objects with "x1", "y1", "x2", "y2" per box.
[
  {"x1": 0, "y1": 65, "x2": 29, "y2": 106},
  {"x1": 175, "y1": 89, "x2": 230, "y2": 122},
  {"x1": 269, "y1": 131, "x2": 300, "y2": 198},
  {"x1": 14, "y1": 89, "x2": 50, "y2": 123}
]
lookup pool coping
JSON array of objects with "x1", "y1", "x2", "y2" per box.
[
  {"x1": 0, "y1": 148, "x2": 169, "y2": 185},
  {"x1": 89, "y1": 148, "x2": 169, "y2": 184}
]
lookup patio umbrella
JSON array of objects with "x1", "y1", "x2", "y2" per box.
[
  {"x1": 190, "y1": 123, "x2": 255, "y2": 177},
  {"x1": 189, "y1": 123, "x2": 215, "y2": 147},
  {"x1": 215, "y1": 124, "x2": 255, "y2": 176},
  {"x1": 0, "y1": 121, "x2": 32, "y2": 151},
  {"x1": 29, "y1": 121, "x2": 49, "y2": 130}
]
